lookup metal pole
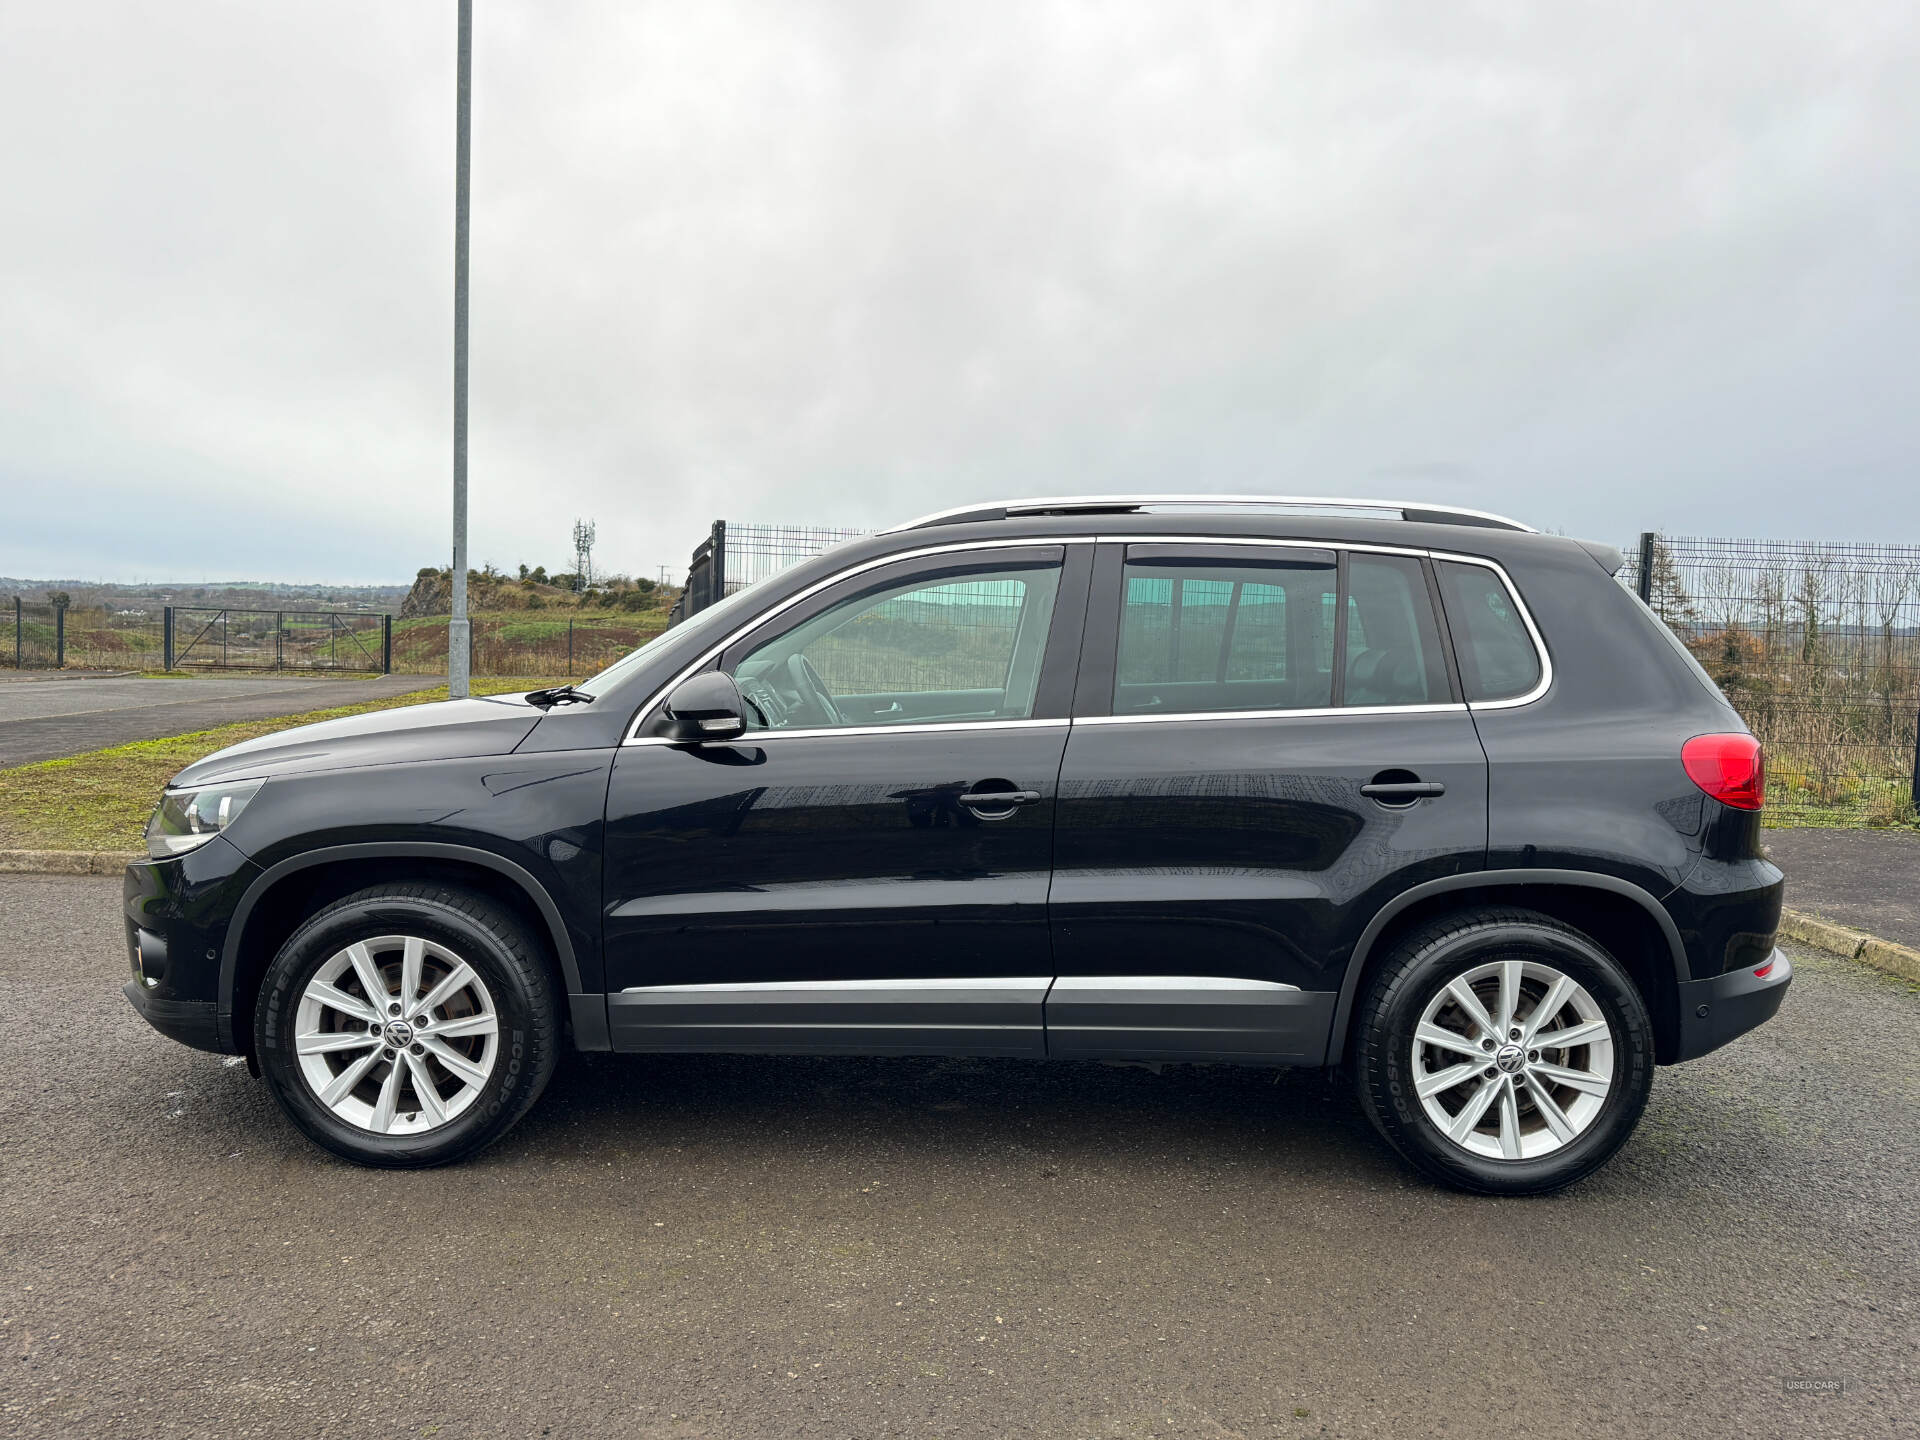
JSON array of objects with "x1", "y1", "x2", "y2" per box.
[
  {"x1": 447, "y1": 0, "x2": 473, "y2": 698},
  {"x1": 55, "y1": 602, "x2": 65, "y2": 668},
  {"x1": 568, "y1": 618, "x2": 574, "y2": 677},
  {"x1": 163, "y1": 606, "x2": 174, "y2": 671},
  {"x1": 1910, "y1": 687, "x2": 1920, "y2": 812},
  {"x1": 383, "y1": 615, "x2": 393, "y2": 675},
  {"x1": 1636, "y1": 532, "x2": 1656, "y2": 606},
  {"x1": 712, "y1": 520, "x2": 727, "y2": 602},
  {"x1": 276, "y1": 611, "x2": 284, "y2": 671},
  {"x1": 13, "y1": 597, "x2": 20, "y2": 669}
]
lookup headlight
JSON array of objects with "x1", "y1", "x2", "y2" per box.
[{"x1": 145, "y1": 778, "x2": 266, "y2": 859}]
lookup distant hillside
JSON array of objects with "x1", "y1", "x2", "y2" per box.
[{"x1": 399, "y1": 566, "x2": 678, "y2": 619}]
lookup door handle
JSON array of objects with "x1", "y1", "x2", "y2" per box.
[
  {"x1": 1360, "y1": 779, "x2": 1446, "y2": 803},
  {"x1": 957, "y1": 789, "x2": 1042, "y2": 809}
]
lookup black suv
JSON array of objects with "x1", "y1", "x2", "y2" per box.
[{"x1": 123, "y1": 496, "x2": 1788, "y2": 1194}]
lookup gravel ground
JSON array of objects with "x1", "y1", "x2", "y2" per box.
[
  {"x1": 3, "y1": 875, "x2": 1915, "y2": 1439},
  {"x1": 0, "y1": 675, "x2": 437, "y2": 768}
]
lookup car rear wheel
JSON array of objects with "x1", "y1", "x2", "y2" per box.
[
  {"x1": 255, "y1": 883, "x2": 559, "y2": 1167},
  {"x1": 1352, "y1": 908, "x2": 1654, "y2": 1195}
]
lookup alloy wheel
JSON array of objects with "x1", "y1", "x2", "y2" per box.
[
  {"x1": 292, "y1": 934, "x2": 499, "y2": 1135},
  {"x1": 1410, "y1": 958, "x2": 1615, "y2": 1162}
]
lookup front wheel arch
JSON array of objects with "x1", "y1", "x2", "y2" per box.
[{"x1": 220, "y1": 844, "x2": 583, "y2": 1056}]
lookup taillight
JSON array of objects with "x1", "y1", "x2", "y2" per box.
[{"x1": 1682, "y1": 732, "x2": 1764, "y2": 811}]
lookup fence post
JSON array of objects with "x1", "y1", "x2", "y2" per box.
[
  {"x1": 382, "y1": 615, "x2": 392, "y2": 675},
  {"x1": 55, "y1": 602, "x2": 65, "y2": 668},
  {"x1": 163, "y1": 606, "x2": 174, "y2": 670},
  {"x1": 567, "y1": 619, "x2": 574, "y2": 677},
  {"x1": 1636, "y1": 532, "x2": 1656, "y2": 605},
  {"x1": 712, "y1": 519, "x2": 727, "y2": 601},
  {"x1": 1911, "y1": 688, "x2": 1920, "y2": 813},
  {"x1": 12, "y1": 597, "x2": 19, "y2": 669},
  {"x1": 276, "y1": 612, "x2": 284, "y2": 671}
]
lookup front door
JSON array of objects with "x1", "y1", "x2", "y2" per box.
[
  {"x1": 602, "y1": 542, "x2": 1090, "y2": 1056},
  {"x1": 1046, "y1": 540, "x2": 1489, "y2": 1063}
]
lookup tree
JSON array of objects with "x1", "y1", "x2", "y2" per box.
[
  {"x1": 572, "y1": 518, "x2": 598, "y2": 589},
  {"x1": 47, "y1": 590, "x2": 71, "y2": 608}
]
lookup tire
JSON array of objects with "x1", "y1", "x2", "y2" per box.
[
  {"x1": 254, "y1": 882, "x2": 560, "y2": 1168},
  {"x1": 1352, "y1": 907, "x2": 1654, "y2": 1196}
]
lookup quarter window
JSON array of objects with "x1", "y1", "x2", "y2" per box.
[{"x1": 1436, "y1": 560, "x2": 1542, "y2": 702}]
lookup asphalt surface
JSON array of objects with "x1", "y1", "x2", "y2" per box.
[
  {"x1": 3, "y1": 876, "x2": 1915, "y2": 1439},
  {"x1": 0, "y1": 674, "x2": 437, "y2": 768},
  {"x1": 1766, "y1": 827, "x2": 1920, "y2": 953}
]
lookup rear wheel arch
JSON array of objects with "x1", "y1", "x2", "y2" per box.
[
  {"x1": 220, "y1": 844, "x2": 582, "y2": 1055},
  {"x1": 1329, "y1": 871, "x2": 1688, "y2": 1067}
]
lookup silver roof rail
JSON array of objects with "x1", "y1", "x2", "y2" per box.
[{"x1": 885, "y1": 495, "x2": 1536, "y2": 534}]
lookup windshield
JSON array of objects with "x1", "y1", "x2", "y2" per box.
[{"x1": 575, "y1": 582, "x2": 769, "y2": 695}]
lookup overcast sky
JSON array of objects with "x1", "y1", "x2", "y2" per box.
[{"x1": 2, "y1": 1, "x2": 1915, "y2": 585}]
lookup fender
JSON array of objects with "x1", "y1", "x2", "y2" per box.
[
  {"x1": 217, "y1": 841, "x2": 593, "y2": 1052},
  {"x1": 1322, "y1": 868, "x2": 1690, "y2": 1066}
]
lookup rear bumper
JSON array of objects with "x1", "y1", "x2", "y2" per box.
[{"x1": 1670, "y1": 947, "x2": 1792, "y2": 1063}]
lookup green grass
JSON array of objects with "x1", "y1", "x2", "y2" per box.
[{"x1": 0, "y1": 676, "x2": 562, "y2": 854}]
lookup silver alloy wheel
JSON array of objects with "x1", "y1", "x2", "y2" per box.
[
  {"x1": 293, "y1": 934, "x2": 499, "y2": 1135},
  {"x1": 1410, "y1": 958, "x2": 1615, "y2": 1161}
]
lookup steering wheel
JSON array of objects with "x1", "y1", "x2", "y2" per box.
[{"x1": 786, "y1": 653, "x2": 845, "y2": 727}]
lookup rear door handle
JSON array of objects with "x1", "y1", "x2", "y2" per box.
[
  {"x1": 1360, "y1": 780, "x2": 1446, "y2": 802},
  {"x1": 958, "y1": 789, "x2": 1042, "y2": 808}
]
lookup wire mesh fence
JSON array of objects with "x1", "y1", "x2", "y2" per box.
[
  {"x1": 166, "y1": 608, "x2": 391, "y2": 673},
  {"x1": 1623, "y1": 535, "x2": 1920, "y2": 825},
  {"x1": 678, "y1": 520, "x2": 870, "y2": 621}
]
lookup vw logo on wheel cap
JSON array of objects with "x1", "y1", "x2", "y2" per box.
[
  {"x1": 1494, "y1": 1043, "x2": 1526, "y2": 1074},
  {"x1": 383, "y1": 1019, "x2": 416, "y2": 1048}
]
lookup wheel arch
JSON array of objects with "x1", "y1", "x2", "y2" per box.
[
  {"x1": 1326, "y1": 869, "x2": 1690, "y2": 1067},
  {"x1": 218, "y1": 843, "x2": 587, "y2": 1055}
]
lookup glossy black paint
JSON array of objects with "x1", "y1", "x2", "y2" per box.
[{"x1": 120, "y1": 505, "x2": 1788, "y2": 1075}]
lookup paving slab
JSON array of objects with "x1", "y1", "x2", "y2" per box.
[{"x1": 0, "y1": 673, "x2": 438, "y2": 767}]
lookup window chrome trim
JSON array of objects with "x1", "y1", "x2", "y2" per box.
[
  {"x1": 620, "y1": 533, "x2": 1550, "y2": 744},
  {"x1": 624, "y1": 718, "x2": 1069, "y2": 747},
  {"x1": 1076, "y1": 702, "x2": 1468, "y2": 728},
  {"x1": 1048, "y1": 975, "x2": 1302, "y2": 993},
  {"x1": 1428, "y1": 550, "x2": 1554, "y2": 711}
]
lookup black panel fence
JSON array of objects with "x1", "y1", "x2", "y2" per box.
[{"x1": 1622, "y1": 534, "x2": 1920, "y2": 824}]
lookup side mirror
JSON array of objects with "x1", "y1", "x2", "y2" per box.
[{"x1": 663, "y1": 671, "x2": 748, "y2": 743}]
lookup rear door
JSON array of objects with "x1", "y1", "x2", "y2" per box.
[{"x1": 1045, "y1": 539, "x2": 1488, "y2": 1063}]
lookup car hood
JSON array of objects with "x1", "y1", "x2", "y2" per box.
[{"x1": 170, "y1": 695, "x2": 545, "y2": 787}]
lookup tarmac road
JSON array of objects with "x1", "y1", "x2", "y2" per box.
[
  {"x1": 2, "y1": 875, "x2": 1915, "y2": 1439},
  {"x1": 0, "y1": 674, "x2": 438, "y2": 768}
]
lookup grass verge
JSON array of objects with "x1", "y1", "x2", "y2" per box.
[{"x1": 0, "y1": 677, "x2": 561, "y2": 854}]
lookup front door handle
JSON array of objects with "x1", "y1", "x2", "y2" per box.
[{"x1": 957, "y1": 789, "x2": 1042, "y2": 809}]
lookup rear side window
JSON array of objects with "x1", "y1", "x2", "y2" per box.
[
  {"x1": 1436, "y1": 560, "x2": 1542, "y2": 702},
  {"x1": 1112, "y1": 549, "x2": 1454, "y2": 715},
  {"x1": 1343, "y1": 555, "x2": 1451, "y2": 707},
  {"x1": 1116, "y1": 556, "x2": 1338, "y2": 714}
]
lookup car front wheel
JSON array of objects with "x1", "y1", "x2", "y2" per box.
[
  {"x1": 1352, "y1": 908, "x2": 1655, "y2": 1195},
  {"x1": 254, "y1": 883, "x2": 559, "y2": 1167}
]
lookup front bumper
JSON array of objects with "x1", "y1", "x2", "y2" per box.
[
  {"x1": 1670, "y1": 947, "x2": 1792, "y2": 1062},
  {"x1": 122, "y1": 980, "x2": 224, "y2": 1053},
  {"x1": 122, "y1": 837, "x2": 260, "y2": 1055}
]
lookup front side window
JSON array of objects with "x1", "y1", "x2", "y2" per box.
[
  {"x1": 730, "y1": 562, "x2": 1061, "y2": 730},
  {"x1": 1436, "y1": 560, "x2": 1543, "y2": 701}
]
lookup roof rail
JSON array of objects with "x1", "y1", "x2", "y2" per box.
[{"x1": 886, "y1": 495, "x2": 1536, "y2": 534}]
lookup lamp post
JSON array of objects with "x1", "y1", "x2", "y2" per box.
[{"x1": 448, "y1": 0, "x2": 473, "y2": 697}]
